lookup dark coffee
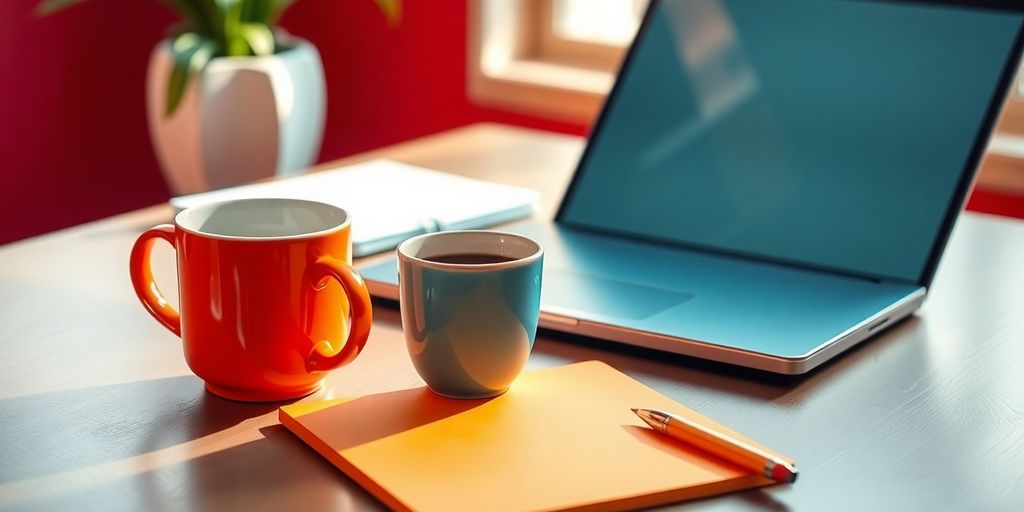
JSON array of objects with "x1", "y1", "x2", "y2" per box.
[{"x1": 424, "y1": 253, "x2": 517, "y2": 265}]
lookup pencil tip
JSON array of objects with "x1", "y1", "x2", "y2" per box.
[
  {"x1": 630, "y1": 408, "x2": 640, "y2": 414},
  {"x1": 771, "y1": 462, "x2": 799, "y2": 484}
]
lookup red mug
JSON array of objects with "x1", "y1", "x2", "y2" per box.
[{"x1": 129, "y1": 198, "x2": 372, "y2": 402}]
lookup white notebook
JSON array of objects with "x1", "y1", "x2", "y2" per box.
[{"x1": 170, "y1": 159, "x2": 539, "y2": 256}]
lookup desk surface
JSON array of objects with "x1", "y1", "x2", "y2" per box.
[{"x1": 2, "y1": 123, "x2": 1023, "y2": 511}]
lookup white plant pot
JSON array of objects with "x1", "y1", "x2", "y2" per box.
[{"x1": 147, "y1": 38, "x2": 326, "y2": 195}]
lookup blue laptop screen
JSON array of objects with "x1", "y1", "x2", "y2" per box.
[{"x1": 558, "y1": 0, "x2": 1023, "y2": 282}]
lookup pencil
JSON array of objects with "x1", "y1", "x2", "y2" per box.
[{"x1": 632, "y1": 408, "x2": 798, "y2": 484}]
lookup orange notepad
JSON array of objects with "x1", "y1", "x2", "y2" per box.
[{"x1": 280, "y1": 361, "x2": 789, "y2": 512}]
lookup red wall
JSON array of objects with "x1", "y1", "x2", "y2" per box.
[
  {"x1": 1, "y1": 0, "x2": 1018, "y2": 245},
  {"x1": 2, "y1": 0, "x2": 177, "y2": 244},
  {"x1": 0, "y1": 0, "x2": 584, "y2": 245}
]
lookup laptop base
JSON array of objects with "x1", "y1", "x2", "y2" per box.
[{"x1": 360, "y1": 221, "x2": 925, "y2": 374}]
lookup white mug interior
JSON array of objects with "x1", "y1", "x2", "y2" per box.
[{"x1": 176, "y1": 198, "x2": 349, "y2": 240}]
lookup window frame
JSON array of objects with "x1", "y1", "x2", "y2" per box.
[
  {"x1": 534, "y1": 0, "x2": 632, "y2": 72},
  {"x1": 468, "y1": 0, "x2": 631, "y2": 122},
  {"x1": 984, "y1": 92, "x2": 1024, "y2": 195}
]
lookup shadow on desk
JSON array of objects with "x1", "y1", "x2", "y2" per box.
[
  {"x1": 0, "y1": 376, "x2": 277, "y2": 485},
  {"x1": 3, "y1": 424, "x2": 385, "y2": 512}
]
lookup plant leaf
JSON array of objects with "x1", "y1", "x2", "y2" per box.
[
  {"x1": 240, "y1": 0, "x2": 274, "y2": 23},
  {"x1": 238, "y1": 22, "x2": 275, "y2": 56},
  {"x1": 195, "y1": 0, "x2": 227, "y2": 46},
  {"x1": 374, "y1": 0, "x2": 402, "y2": 26},
  {"x1": 35, "y1": 0, "x2": 88, "y2": 16},
  {"x1": 166, "y1": 33, "x2": 217, "y2": 117},
  {"x1": 269, "y1": 0, "x2": 296, "y2": 22},
  {"x1": 222, "y1": 0, "x2": 249, "y2": 56},
  {"x1": 171, "y1": 31, "x2": 200, "y2": 53}
]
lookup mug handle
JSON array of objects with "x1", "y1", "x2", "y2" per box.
[
  {"x1": 129, "y1": 224, "x2": 181, "y2": 337},
  {"x1": 305, "y1": 255, "x2": 373, "y2": 372}
]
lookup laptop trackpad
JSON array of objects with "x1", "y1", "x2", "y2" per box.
[{"x1": 542, "y1": 269, "x2": 693, "y2": 320}]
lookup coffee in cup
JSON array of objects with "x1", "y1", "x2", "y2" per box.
[{"x1": 397, "y1": 230, "x2": 543, "y2": 399}]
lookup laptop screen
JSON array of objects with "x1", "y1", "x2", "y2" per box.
[{"x1": 557, "y1": 0, "x2": 1023, "y2": 283}]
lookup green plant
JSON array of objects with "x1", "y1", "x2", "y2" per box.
[{"x1": 38, "y1": 0, "x2": 401, "y2": 116}]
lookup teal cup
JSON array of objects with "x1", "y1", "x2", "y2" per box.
[{"x1": 397, "y1": 230, "x2": 544, "y2": 399}]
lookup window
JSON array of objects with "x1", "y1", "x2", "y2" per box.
[
  {"x1": 985, "y1": 84, "x2": 1024, "y2": 195},
  {"x1": 469, "y1": 0, "x2": 643, "y2": 122},
  {"x1": 552, "y1": 0, "x2": 646, "y2": 45},
  {"x1": 541, "y1": 0, "x2": 647, "y2": 70}
]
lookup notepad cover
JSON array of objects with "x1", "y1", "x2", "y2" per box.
[{"x1": 279, "y1": 361, "x2": 787, "y2": 512}]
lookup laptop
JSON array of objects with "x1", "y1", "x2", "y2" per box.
[{"x1": 362, "y1": 0, "x2": 1024, "y2": 374}]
